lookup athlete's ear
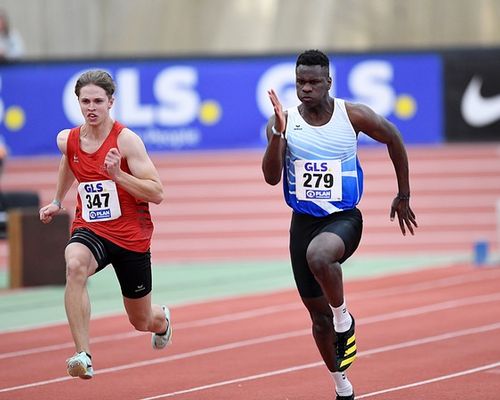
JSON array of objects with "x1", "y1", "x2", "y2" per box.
[{"x1": 108, "y1": 96, "x2": 115, "y2": 109}]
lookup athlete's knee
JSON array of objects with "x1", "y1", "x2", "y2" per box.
[
  {"x1": 128, "y1": 313, "x2": 150, "y2": 332},
  {"x1": 65, "y1": 257, "x2": 89, "y2": 284},
  {"x1": 306, "y1": 247, "x2": 340, "y2": 281}
]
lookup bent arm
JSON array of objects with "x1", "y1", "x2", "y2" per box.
[
  {"x1": 262, "y1": 89, "x2": 287, "y2": 185},
  {"x1": 54, "y1": 130, "x2": 76, "y2": 204},
  {"x1": 40, "y1": 130, "x2": 75, "y2": 223},
  {"x1": 347, "y1": 102, "x2": 417, "y2": 235},
  {"x1": 54, "y1": 154, "x2": 76, "y2": 204},
  {"x1": 347, "y1": 103, "x2": 410, "y2": 196},
  {"x1": 262, "y1": 116, "x2": 286, "y2": 185},
  {"x1": 111, "y1": 129, "x2": 164, "y2": 204}
]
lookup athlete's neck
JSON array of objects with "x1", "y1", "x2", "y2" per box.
[
  {"x1": 299, "y1": 97, "x2": 335, "y2": 126},
  {"x1": 81, "y1": 118, "x2": 114, "y2": 139}
]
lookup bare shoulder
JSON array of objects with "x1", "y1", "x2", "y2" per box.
[
  {"x1": 117, "y1": 127, "x2": 147, "y2": 156},
  {"x1": 57, "y1": 128, "x2": 71, "y2": 140},
  {"x1": 345, "y1": 101, "x2": 376, "y2": 121},
  {"x1": 344, "y1": 101, "x2": 383, "y2": 133},
  {"x1": 56, "y1": 129, "x2": 71, "y2": 154},
  {"x1": 118, "y1": 127, "x2": 141, "y2": 141}
]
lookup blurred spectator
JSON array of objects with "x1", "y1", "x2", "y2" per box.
[{"x1": 0, "y1": 9, "x2": 24, "y2": 61}]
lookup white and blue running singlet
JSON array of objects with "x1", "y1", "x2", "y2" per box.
[{"x1": 283, "y1": 98, "x2": 364, "y2": 217}]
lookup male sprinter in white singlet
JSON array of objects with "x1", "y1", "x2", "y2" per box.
[{"x1": 262, "y1": 49, "x2": 417, "y2": 400}]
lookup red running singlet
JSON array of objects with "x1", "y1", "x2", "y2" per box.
[{"x1": 66, "y1": 121, "x2": 154, "y2": 252}]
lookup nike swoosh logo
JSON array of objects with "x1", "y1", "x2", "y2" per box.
[{"x1": 461, "y1": 75, "x2": 500, "y2": 127}]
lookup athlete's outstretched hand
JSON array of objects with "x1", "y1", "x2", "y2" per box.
[
  {"x1": 390, "y1": 196, "x2": 418, "y2": 236},
  {"x1": 268, "y1": 89, "x2": 286, "y2": 133}
]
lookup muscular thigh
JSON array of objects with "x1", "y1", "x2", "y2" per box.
[
  {"x1": 108, "y1": 243, "x2": 152, "y2": 299},
  {"x1": 319, "y1": 208, "x2": 363, "y2": 264},
  {"x1": 65, "y1": 242, "x2": 99, "y2": 277},
  {"x1": 66, "y1": 228, "x2": 109, "y2": 271},
  {"x1": 289, "y1": 212, "x2": 324, "y2": 298},
  {"x1": 289, "y1": 208, "x2": 363, "y2": 299},
  {"x1": 70, "y1": 228, "x2": 152, "y2": 298},
  {"x1": 67, "y1": 228, "x2": 110, "y2": 274}
]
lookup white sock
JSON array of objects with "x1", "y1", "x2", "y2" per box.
[
  {"x1": 331, "y1": 371, "x2": 353, "y2": 396},
  {"x1": 331, "y1": 300, "x2": 352, "y2": 333}
]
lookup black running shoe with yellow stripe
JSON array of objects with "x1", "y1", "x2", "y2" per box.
[{"x1": 335, "y1": 313, "x2": 357, "y2": 372}]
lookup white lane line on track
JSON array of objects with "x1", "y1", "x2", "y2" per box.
[
  {"x1": 1, "y1": 319, "x2": 500, "y2": 395},
  {"x1": 355, "y1": 361, "x2": 500, "y2": 399},
  {"x1": 139, "y1": 361, "x2": 500, "y2": 400},
  {"x1": 0, "y1": 329, "x2": 309, "y2": 393},
  {"x1": 348, "y1": 269, "x2": 500, "y2": 301},
  {"x1": 138, "y1": 324, "x2": 500, "y2": 400},
  {"x1": 140, "y1": 363, "x2": 322, "y2": 399},
  {"x1": 2, "y1": 265, "x2": 499, "y2": 335},
  {"x1": 0, "y1": 303, "x2": 300, "y2": 360},
  {"x1": 2, "y1": 278, "x2": 500, "y2": 361}
]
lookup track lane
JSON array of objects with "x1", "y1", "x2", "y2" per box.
[{"x1": 1, "y1": 264, "x2": 500, "y2": 399}]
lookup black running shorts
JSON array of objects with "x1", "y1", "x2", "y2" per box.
[
  {"x1": 68, "y1": 228, "x2": 152, "y2": 299},
  {"x1": 289, "y1": 208, "x2": 363, "y2": 299}
]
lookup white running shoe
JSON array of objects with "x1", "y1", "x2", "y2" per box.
[
  {"x1": 151, "y1": 305, "x2": 173, "y2": 350},
  {"x1": 66, "y1": 351, "x2": 93, "y2": 379}
]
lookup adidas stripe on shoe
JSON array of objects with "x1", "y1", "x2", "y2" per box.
[
  {"x1": 334, "y1": 313, "x2": 357, "y2": 372},
  {"x1": 66, "y1": 351, "x2": 93, "y2": 379},
  {"x1": 152, "y1": 305, "x2": 173, "y2": 350}
]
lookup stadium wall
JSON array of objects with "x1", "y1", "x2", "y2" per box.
[{"x1": 0, "y1": 0, "x2": 499, "y2": 60}]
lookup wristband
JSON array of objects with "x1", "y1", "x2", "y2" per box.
[
  {"x1": 271, "y1": 125, "x2": 283, "y2": 137},
  {"x1": 396, "y1": 193, "x2": 410, "y2": 200},
  {"x1": 52, "y1": 199, "x2": 62, "y2": 209}
]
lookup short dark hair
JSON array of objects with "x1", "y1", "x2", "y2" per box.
[
  {"x1": 296, "y1": 49, "x2": 330, "y2": 70},
  {"x1": 74, "y1": 70, "x2": 116, "y2": 98}
]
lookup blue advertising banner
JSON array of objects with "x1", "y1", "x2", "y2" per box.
[{"x1": 0, "y1": 53, "x2": 443, "y2": 156}]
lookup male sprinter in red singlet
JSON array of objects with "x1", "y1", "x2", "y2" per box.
[
  {"x1": 262, "y1": 50, "x2": 417, "y2": 399},
  {"x1": 39, "y1": 70, "x2": 172, "y2": 380}
]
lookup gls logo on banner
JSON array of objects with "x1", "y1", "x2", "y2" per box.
[
  {"x1": 0, "y1": 53, "x2": 442, "y2": 156},
  {"x1": 63, "y1": 67, "x2": 201, "y2": 126},
  {"x1": 255, "y1": 55, "x2": 441, "y2": 145},
  {"x1": 256, "y1": 60, "x2": 402, "y2": 124},
  {"x1": 62, "y1": 67, "x2": 222, "y2": 150}
]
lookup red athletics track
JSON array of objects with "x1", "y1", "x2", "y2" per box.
[
  {"x1": 0, "y1": 265, "x2": 500, "y2": 400},
  {"x1": 1, "y1": 144, "x2": 499, "y2": 266},
  {"x1": 1, "y1": 262, "x2": 500, "y2": 400}
]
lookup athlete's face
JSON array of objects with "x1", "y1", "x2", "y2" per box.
[
  {"x1": 296, "y1": 65, "x2": 331, "y2": 106},
  {"x1": 78, "y1": 84, "x2": 114, "y2": 125}
]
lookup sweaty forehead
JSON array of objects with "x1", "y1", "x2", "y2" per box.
[{"x1": 296, "y1": 64, "x2": 329, "y2": 80}]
